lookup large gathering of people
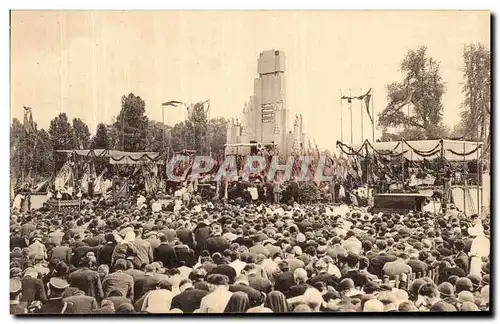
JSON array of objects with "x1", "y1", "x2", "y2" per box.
[{"x1": 9, "y1": 185, "x2": 491, "y2": 314}]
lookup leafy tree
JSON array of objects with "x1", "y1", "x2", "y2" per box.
[
  {"x1": 456, "y1": 43, "x2": 490, "y2": 150},
  {"x1": 144, "y1": 120, "x2": 170, "y2": 152},
  {"x1": 208, "y1": 117, "x2": 229, "y2": 159},
  {"x1": 11, "y1": 118, "x2": 53, "y2": 182},
  {"x1": 49, "y1": 113, "x2": 74, "y2": 172},
  {"x1": 113, "y1": 93, "x2": 149, "y2": 152},
  {"x1": 72, "y1": 118, "x2": 91, "y2": 149},
  {"x1": 48, "y1": 113, "x2": 74, "y2": 150},
  {"x1": 90, "y1": 123, "x2": 111, "y2": 149},
  {"x1": 378, "y1": 46, "x2": 446, "y2": 140}
]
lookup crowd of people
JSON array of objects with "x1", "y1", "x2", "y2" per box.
[{"x1": 9, "y1": 189, "x2": 490, "y2": 314}]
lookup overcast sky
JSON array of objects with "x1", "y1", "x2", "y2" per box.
[{"x1": 11, "y1": 10, "x2": 490, "y2": 149}]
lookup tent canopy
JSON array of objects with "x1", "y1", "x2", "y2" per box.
[
  {"x1": 56, "y1": 149, "x2": 161, "y2": 164},
  {"x1": 348, "y1": 139, "x2": 481, "y2": 161}
]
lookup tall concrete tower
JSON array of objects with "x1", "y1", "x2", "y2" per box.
[
  {"x1": 227, "y1": 50, "x2": 311, "y2": 158},
  {"x1": 252, "y1": 50, "x2": 287, "y2": 149}
]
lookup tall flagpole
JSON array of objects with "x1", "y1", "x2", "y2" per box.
[
  {"x1": 340, "y1": 89, "x2": 344, "y2": 143},
  {"x1": 372, "y1": 89, "x2": 375, "y2": 142},
  {"x1": 360, "y1": 88, "x2": 364, "y2": 142},
  {"x1": 349, "y1": 88, "x2": 353, "y2": 144}
]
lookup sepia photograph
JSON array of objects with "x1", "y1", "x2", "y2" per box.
[{"x1": 9, "y1": 10, "x2": 491, "y2": 315}]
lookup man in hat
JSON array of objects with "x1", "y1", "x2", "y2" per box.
[
  {"x1": 10, "y1": 278, "x2": 27, "y2": 314},
  {"x1": 37, "y1": 278, "x2": 75, "y2": 314}
]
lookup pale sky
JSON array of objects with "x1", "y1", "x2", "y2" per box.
[{"x1": 11, "y1": 10, "x2": 490, "y2": 149}]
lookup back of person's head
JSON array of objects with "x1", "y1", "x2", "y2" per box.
[
  {"x1": 437, "y1": 282, "x2": 454, "y2": 298},
  {"x1": 207, "y1": 274, "x2": 229, "y2": 287},
  {"x1": 375, "y1": 239, "x2": 387, "y2": 251},
  {"x1": 361, "y1": 240, "x2": 372, "y2": 252},
  {"x1": 460, "y1": 301, "x2": 479, "y2": 311},
  {"x1": 345, "y1": 253, "x2": 359, "y2": 268},
  {"x1": 454, "y1": 239, "x2": 465, "y2": 251},
  {"x1": 114, "y1": 259, "x2": 127, "y2": 271},
  {"x1": 78, "y1": 256, "x2": 91, "y2": 268},
  {"x1": 339, "y1": 278, "x2": 355, "y2": 292},
  {"x1": 293, "y1": 268, "x2": 308, "y2": 284},
  {"x1": 157, "y1": 280, "x2": 172, "y2": 291},
  {"x1": 418, "y1": 283, "x2": 439, "y2": 299},
  {"x1": 363, "y1": 299, "x2": 384, "y2": 312},
  {"x1": 455, "y1": 277, "x2": 473, "y2": 293},
  {"x1": 408, "y1": 278, "x2": 427, "y2": 300},
  {"x1": 429, "y1": 301, "x2": 457, "y2": 312},
  {"x1": 398, "y1": 301, "x2": 418, "y2": 312}
]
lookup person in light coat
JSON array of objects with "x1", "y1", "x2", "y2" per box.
[{"x1": 468, "y1": 216, "x2": 489, "y2": 277}]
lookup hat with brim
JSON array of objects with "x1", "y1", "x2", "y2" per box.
[{"x1": 49, "y1": 277, "x2": 69, "y2": 290}]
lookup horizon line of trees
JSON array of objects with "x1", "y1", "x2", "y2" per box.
[{"x1": 11, "y1": 42, "x2": 490, "y2": 181}]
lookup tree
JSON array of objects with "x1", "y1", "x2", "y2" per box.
[
  {"x1": 378, "y1": 46, "x2": 446, "y2": 140},
  {"x1": 90, "y1": 123, "x2": 110, "y2": 149},
  {"x1": 112, "y1": 93, "x2": 149, "y2": 152},
  {"x1": 48, "y1": 113, "x2": 74, "y2": 174},
  {"x1": 456, "y1": 43, "x2": 490, "y2": 149},
  {"x1": 48, "y1": 113, "x2": 74, "y2": 150},
  {"x1": 11, "y1": 118, "x2": 53, "y2": 182},
  {"x1": 168, "y1": 101, "x2": 210, "y2": 154},
  {"x1": 72, "y1": 118, "x2": 91, "y2": 149},
  {"x1": 144, "y1": 120, "x2": 169, "y2": 152},
  {"x1": 208, "y1": 117, "x2": 229, "y2": 159}
]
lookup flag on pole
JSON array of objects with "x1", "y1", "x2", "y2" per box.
[
  {"x1": 23, "y1": 106, "x2": 35, "y2": 134},
  {"x1": 162, "y1": 101, "x2": 183, "y2": 107},
  {"x1": 341, "y1": 95, "x2": 354, "y2": 104},
  {"x1": 352, "y1": 88, "x2": 374, "y2": 124}
]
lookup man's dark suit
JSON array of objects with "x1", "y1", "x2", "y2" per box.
[
  {"x1": 67, "y1": 268, "x2": 103, "y2": 301},
  {"x1": 206, "y1": 235, "x2": 230, "y2": 255},
  {"x1": 98, "y1": 243, "x2": 116, "y2": 267},
  {"x1": 229, "y1": 283, "x2": 263, "y2": 308},
  {"x1": 273, "y1": 271, "x2": 294, "y2": 295},
  {"x1": 134, "y1": 275, "x2": 160, "y2": 302},
  {"x1": 176, "y1": 227, "x2": 195, "y2": 249},
  {"x1": 308, "y1": 272, "x2": 340, "y2": 290},
  {"x1": 170, "y1": 288, "x2": 208, "y2": 313},
  {"x1": 21, "y1": 276, "x2": 47, "y2": 305},
  {"x1": 368, "y1": 252, "x2": 397, "y2": 277},
  {"x1": 407, "y1": 258, "x2": 429, "y2": 274},
  {"x1": 154, "y1": 243, "x2": 177, "y2": 268},
  {"x1": 63, "y1": 295, "x2": 98, "y2": 314}
]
